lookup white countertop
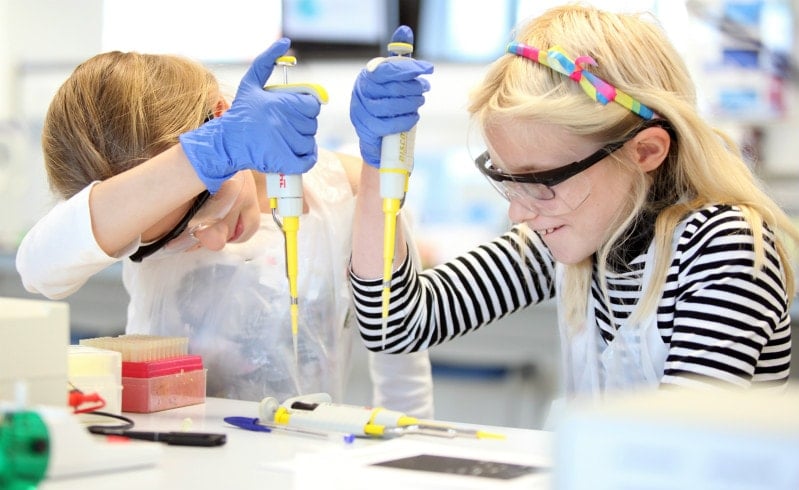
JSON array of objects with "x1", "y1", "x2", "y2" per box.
[{"x1": 38, "y1": 397, "x2": 554, "y2": 490}]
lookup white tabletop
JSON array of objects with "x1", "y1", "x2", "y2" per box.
[{"x1": 39, "y1": 397, "x2": 553, "y2": 489}]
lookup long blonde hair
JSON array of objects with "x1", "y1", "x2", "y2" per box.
[
  {"x1": 468, "y1": 4, "x2": 799, "y2": 327},
  {"x1": 42, "y1": 51, "x2": 219, "y2": 199}
]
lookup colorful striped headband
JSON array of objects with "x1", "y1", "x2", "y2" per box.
[{"x1": 506, "y1": 42, "x2": 656, "y2": 120}]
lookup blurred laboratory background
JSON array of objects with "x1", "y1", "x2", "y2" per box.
[{"x1": 1, "y1": 0, "x2": 798, "y2": 428}]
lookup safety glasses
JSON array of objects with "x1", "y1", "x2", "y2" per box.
[
  {"x1": 129, "y1": 172, "x2": 245, "y2": 261},
  {"x1": 475, "y1": 120, "x2": 669, "y2": 216}
]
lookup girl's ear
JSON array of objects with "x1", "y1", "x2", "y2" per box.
[
  {"x1": 213, "y1": 98, "x2": 230, "y2": 118},
  {"x1": 630, "y1": 125, "x2": 671, "y2": 172}
]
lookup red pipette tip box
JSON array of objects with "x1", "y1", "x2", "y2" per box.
[{"x1": 121, "y1": 355, "x2": 206, "y2": 413}]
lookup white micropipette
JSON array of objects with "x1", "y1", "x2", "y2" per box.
[
  {"x1": 366, "y1": 39, "x2": 417, "y2": 348},
  {"x1": 258, "y1": 393, "x2": 506, "y2": 440},
  {"x1": 264, "y1": 56, "x2": 328, "y2": 366}
]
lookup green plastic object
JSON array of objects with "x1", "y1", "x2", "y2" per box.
[{"x1": 0, "y1": 410, "x2": 50, "y2": 490}]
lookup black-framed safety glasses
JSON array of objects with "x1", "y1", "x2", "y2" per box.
[
  {"x1": 474, "y1": 119, "x2": 672, "y2": 215},
  {"x1": 129, "y1": 191, "x2": 212, "y2": 262},
  {"x1": 128, "y1": 112, "x2": 220, "y2": 262}
]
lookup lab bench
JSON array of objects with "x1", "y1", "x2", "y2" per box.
[{"x1": 36, "y1": 397, "x2": 553, "y2": 490}]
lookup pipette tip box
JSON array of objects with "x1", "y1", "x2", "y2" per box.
[
  {"x1": 121, "y1": 355, "x2": 206, "y2": 413},
  {"x1": 79, "y1": 335, "x2": 206, "y2": 413}
]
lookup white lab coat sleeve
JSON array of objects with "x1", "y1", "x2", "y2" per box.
[
  {"x1": 369, "y1": 350, "x2": 434, "y2": 419},
  {"x1": 15, "y1": 183, "x2": 138, "y2": 299},
  {"x1": 366, "y1": 213, "x2": 434, "y2": 419}
]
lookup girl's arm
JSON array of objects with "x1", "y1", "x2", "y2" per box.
[
  {"x1": 89, "y1": 144, "x2": 206, "y2": 256},
  {"x1": 350, "y1": 163, "x2": 408, "y2": 279},
  {"x1": 351, "y1": 225, "x2": 555, "y2": 353},
  {"x1": 661, "y1": 206, "x2": 791, "y2": 389},
  {"x1": 16, "y1": 144, "x2": 204, "y2": 299}
]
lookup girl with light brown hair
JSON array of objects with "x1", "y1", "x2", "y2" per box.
[{"x1": 17, "y1": 40, "x2": 433, "y2": 414}]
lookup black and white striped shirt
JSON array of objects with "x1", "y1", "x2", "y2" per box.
[{"x1": 350, "y1": 205, "x2": 792, "y2": 390}]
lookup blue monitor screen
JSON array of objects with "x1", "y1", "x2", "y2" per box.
[{"x1": 281, "y1": 0, "x2": 399, "y2": 58}]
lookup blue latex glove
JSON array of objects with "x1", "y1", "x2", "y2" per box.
[
  {"x1": 179, "y1": 38, "x2": 321, "y2": 193},
  {"x1": 350, "y1": 26, "x2": 433, "y2": 168}
]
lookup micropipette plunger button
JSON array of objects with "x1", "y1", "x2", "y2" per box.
[
  {"x1": 387, "y1": 41, "x2": 413, "y2": 56},
  {"x1": 276, "y1": 55, "x2": 297, "y2": 66}
]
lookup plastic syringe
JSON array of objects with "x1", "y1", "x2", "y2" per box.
[
  {"x1": 264, "y1": 56, "x2": 328, "y2": 364},
  {"x1": 366, "y1": 38, "x2": 417, "y2": 347}
]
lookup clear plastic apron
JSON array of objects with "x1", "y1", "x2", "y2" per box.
[
  {"x1": 557, "y1": 237, "x2": 674, "y2": 399},
  {"x1": 122, "y1": 151, "x2": 356, "y2": 402}
]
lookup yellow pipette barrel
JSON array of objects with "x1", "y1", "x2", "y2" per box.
[
  {"x1": 382, "y1": 196, "x2": 402, "y2": 340},
  {"x1": 368, "y1": 40, "x2": 416, "y2": 347},
  {"x1": 283, "y1": 215, "x2": 300, "y2": 360},
  {"x1": 378, "y1": 133, "x2": 413, "y2": 345},
  {"x1": 265, "y1": 172, "x2": 303, "y2": 364}
]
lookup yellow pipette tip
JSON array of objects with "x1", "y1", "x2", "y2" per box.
[
  {"x1": 475, "y1": 430, "x2": 506, "y2": 440},
  {"x1": 381, "y1": 198, "x2": 401, "y2": 347},
  {"x1": 290, "y1": 303, "x2": 299, "y2": 337},
  {"x1": 283, "y1": 216, "x2": 300, "y2": 361},
  {"x1": 381, "y1": 287, "x2": 391, "y2": 318},
  {"x1": 381, "y1": 283, "x2": 390, "y2": 308},
  {"x1": 380, "y1": 287, "x2": 391, "y2": 347},
  {"x1": 291, "y1": 298, "x2": 300, "y2": 357},
  {"x1": 397, "y1": 416, "x2": 419, "y2": 427},
  {"x1": 290, "y1": 302, "x2": 299, "y2": 363}
]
